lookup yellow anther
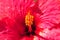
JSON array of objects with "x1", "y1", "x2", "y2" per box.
[{"x1": 25, "y1": 11, "x2": 34, "y2": 27}]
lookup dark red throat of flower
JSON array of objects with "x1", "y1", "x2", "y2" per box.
[{"x1": 25, "y1": 10, "x2": 34, "y2": 32}]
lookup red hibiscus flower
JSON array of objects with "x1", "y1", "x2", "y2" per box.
[{"x1": 0, "y1": 0, "x2": 60, "y2": 40}]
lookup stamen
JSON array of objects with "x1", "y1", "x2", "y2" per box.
[
  {"x1": 25, "y1": 11, "x2": 34, "y2": 27},
  {"x1": 25, "y1": 11, "x2": 34, "y2": 32}
]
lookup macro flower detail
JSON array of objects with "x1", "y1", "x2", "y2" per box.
[{"x1": 0, "y1": 0, "x2": 60, "y2": 40}]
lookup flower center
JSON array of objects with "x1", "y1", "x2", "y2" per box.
[
  {"x1": 25, "y1": 11, "x2": 34, "y2": 27},
  {"x1": 25, "y1": 11, "x2": 34, "y2": 32}
]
